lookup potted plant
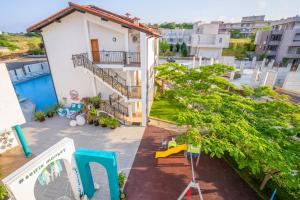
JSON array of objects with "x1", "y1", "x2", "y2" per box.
[
  {"x1": 46, "y1": 106, "x2": 56, "y2": 118},
  {"x1": 86, "y1": 105, "x2": 97, "y2": 125},
  {"x1": 118, "y1": 171, "x2": 127, "y2": 200},
  {"x1": 98, "y1": 116, "x2": 108, "y2": 127},
  {"x1": 108, "y1": 118, "x2": 120, "y2": 129},
  {"x1": 93, "y1": 118, "x2": 99, "y2": 126},
  {"x1": 81, "y1": 97, "x2": 91, "y2": 106},
  {"x1": 86, "y1": 112, "x2": 94, "y2": 125},
  {"x1": 34, "y1": 111, "x2": 46, "y2": 122},
  {"x1": 89, "y1": 96, "x2": 101, "y2": 109}
]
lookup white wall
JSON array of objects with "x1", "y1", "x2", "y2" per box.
[
  {"x1": 88, "y1": 22, "x2": 125, "y2": 51},
  {"x1": 42, "y1": 12, "x2": 94, "y2": 105},
  {"x1": 128, "y1": 30, "x2": 140, "y2": 52},
  {"x1": 283, "y1": 72, "x2": 300, "y2": 93},
  {"x1": 0, "y1": 63, "x2": 25, "y2": 130},
  {"x1": 191, "y1": 47, "x2": 223, "y2": 58}
]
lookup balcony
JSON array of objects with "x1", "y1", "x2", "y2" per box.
[
  {"x1": 268, "y1": 40, "x2": 280, "y2": 46},
  {"x1": 267, "y1": 50, "x2": 277, "y2": 56},
  {"x1": 271, "y1": 29, "x2": 283, "y2": 35},
  {"x1": 285, "y1": 53, "x2": 300, "y2": 59},
  {"x1": 91, "y1": 51, "x2": 141, "y2": 67}
]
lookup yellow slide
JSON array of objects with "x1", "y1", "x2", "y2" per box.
[{"x1": 155, "y1": 144, "x2": 187, "y2": 158}]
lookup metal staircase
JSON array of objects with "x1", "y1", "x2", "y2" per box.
[{"x1": 72, "y1": 53, "x2": 141, "y2": 99}]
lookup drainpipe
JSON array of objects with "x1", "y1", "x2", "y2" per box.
[{"x1": 15, "y1": 125, "x2": 31, "y2": 157}]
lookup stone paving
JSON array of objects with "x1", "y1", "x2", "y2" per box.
[{"x1": 7, "y1": 116, "x2": 145, "y2": 200}]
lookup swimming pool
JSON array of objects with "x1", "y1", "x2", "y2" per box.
[{"x1": 14, "y1": 75, "x2": 57, "y2": 111}]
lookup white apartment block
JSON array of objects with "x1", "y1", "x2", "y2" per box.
[
  {"x1": 219, "y1": 15, "x2": 272, "y2": 37},
  {"x1": 255, "y1": 16, "x2": 300, "y2": 67},
  {"x1": 160, "y1": 22, "x2": 230, "y2": 59},
  {"x1": 27, "y1": 2, "x2": 160, "y2": 126}
]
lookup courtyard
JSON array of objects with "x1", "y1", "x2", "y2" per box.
[
  {"x1": 0, "y1": 117, "x2": 260, "y2": 200},
  {"x1": 0, "y1": 117, "x2": 145, "y2": 200}
]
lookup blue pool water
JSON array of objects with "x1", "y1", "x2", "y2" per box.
[{"x1": 14, "y1": 75, "x2": 57, "y2": 111}]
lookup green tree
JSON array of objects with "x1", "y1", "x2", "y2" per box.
[
  {"x1": 175, "y1": 43, "x2": 180, "y2": 52},
  {"x1": 155, "y1": 63, "x2": 300, "y2": 199},
  {"x1": 159, "y1": 40, "x2": 169, "y2": 54},
  {"x1": 180, "y1": 42, "x2": 188, "y2": 57},
  {"x1": 230, "y1": 29, "x2": 242, "y2": 38}
]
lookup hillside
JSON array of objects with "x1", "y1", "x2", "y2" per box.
[{"x1": 0, "y1": 33, "x2": 44, "y2": 57}]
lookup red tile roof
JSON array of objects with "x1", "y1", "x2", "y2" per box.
[{"x1": 27, "y1": 2, "x2": 159, "y2": 37}]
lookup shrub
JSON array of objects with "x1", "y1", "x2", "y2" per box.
[
  {"x1": 34, "y1": 111, "x2": 46, "y2": 122},
  {"x1": 118, "y1": 171, "x2": 126, "y2": 188},
  {"x1": 0, "y1": 184, "x2": 7, "y2": 200}
]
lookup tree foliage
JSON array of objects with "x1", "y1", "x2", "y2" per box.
[
  {"x1": 155, "y1": 62, "x2": 300, "y2": 198},
  {"x1": 180, "y1": 42, "x2": 188, "y2": 57},
  {"x1": 159, "y1": 22, "x2": 193, "y2": 29},
  {"x1": 159, "y1": 40, "x2": 169, "y2": 53}
]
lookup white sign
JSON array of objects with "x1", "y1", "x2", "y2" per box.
[{"x1": 2, "y1": 138, "x2": 82, "y2": 200}]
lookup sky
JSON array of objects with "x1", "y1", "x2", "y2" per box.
[{"x1": 0, "y1": 0, "x2": 300, "y2": 32}]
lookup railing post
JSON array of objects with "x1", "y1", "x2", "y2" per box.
[
  {"x1": 123, "y1": 52, "x2": 126, "y2": 65},
  {"x1": 127, "y1": 86, "x2": 129, "y2": 98}
]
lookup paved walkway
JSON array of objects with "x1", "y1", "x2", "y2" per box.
[
  {"x1": 125, "y1": 125, "x2": 259, "y2": 200},
  {"x1": 1, "y1": 117, "x2": 145, "y2": 200}
]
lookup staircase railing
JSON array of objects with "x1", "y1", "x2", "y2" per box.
[
  {"x1": 99, "y1": 101, "x2": 129, "y2": 124},
  {"x1": 72, "y1": 53, "x2": 141, "y2": 99},
  {"x1": 109, "y1": 94, "x2": 129, "y2": 116}
]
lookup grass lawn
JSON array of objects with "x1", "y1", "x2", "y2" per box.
[
  {"x1": 0, "y1": 34, "x2": 42, "y2": 55},
  {"x1": 150, "y1": 98, "x2": 184, "y2": 122},
  {"x1": 222, "y1": 38, "x2": 251, "y2": 59}
]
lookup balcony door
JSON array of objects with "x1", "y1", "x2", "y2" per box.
[{"x1": 91, "y1": 39, "x2": 100, "y2": 63}]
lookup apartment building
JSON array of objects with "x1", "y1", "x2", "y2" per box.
[
  {"x1": 219, "y1": 15, "x2": 271, "y2": 37},
  {"x1": 160, "y1": 22, "x2": 230, "y2": 58},
  {"x1": 255, "y1": 15, "x2": 300, "y2": 67},
  {"x1": 27, "y1": 2, "x2": 160, "y2": 126}
]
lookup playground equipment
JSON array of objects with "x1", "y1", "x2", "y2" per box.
[
  {"x1": 155, "y1": 139, "x2": 203, "y2": 199},
  {"x1": 155, "y1": 144, "x2": 188, "y2": 158},
  {"x1": 2, "y1": 137, "x2": 120, "y2": 200},
  {"x1": 178, "y1": 153, "x2": 203, "y2": 200}
]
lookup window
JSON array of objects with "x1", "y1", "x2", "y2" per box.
[
  {"x1": 267, "y1": 45, "x2": 278, "y2": 51},
  {"x1": 219, "y1": 38, "x2": 223, "y2": 43}
]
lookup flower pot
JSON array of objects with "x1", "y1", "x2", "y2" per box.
[
  {"x1": 39, "y1": 117, "x2": 45, "y2": 122},
  {"x1": 47, "y1": 113, "x2": 54, "y2": 118},
  {"x1": 94, "y1": 120, "x2": 99, "y2": 126}
]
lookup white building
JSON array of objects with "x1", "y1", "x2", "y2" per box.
[
  {"x1": 219, "y1": 15, "x2": 272, "y2": 37},
  {"x1": 0, "y1": 63, "x2": 26, "y2": 154},
  {"x1": 160, "y1": 22, "x2": 230, "y2": 59},
  {"x1": 27, "y1": 2, "x2": 160, "y2": 126}
]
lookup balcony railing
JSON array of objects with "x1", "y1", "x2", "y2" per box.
[
  {"x1": 72, "y1": 53, "x2": 141, "y2": 99},
  {"x1": 92, "y1": 51, "x2": 141, "y2": 67}
]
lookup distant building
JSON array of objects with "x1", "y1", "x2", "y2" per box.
[
  {"x1": 255, "y1": 15, "x2": 300, "y2": 67},
  {"x1": 160, "y1": 22, "x2": 230, "y2": 59},
  {"x1": 219, "y1": 15, "x2": 272, "y2": 37}
]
